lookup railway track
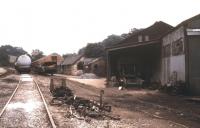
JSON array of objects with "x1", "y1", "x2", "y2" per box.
[{"x1": 0, "y1": 74, "x2": 56, "y2": 128}]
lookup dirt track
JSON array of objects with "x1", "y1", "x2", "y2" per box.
[{"x1": 33, "y1": 75, "x2": 200, "y2": 128}]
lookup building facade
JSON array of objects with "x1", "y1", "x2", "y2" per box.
[
  {"x1": 86, "y1": 57, "x2": 106, "y2": 77},
  {"x1": 107, "y1": 21, "x2": 173, "y2": 85},
  {"x1": 61, "y1": 54, "x2": 84, "y2": 75},
  {"x1": 107, "y1": 14, "x2": 200, "y2": 94},
  {"x1": 162, "y1": 14, "x2": 200, "y2": 94}
]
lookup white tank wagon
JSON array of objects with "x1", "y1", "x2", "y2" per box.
[{"x1": 15, "y1": 54, "x2": 32, "y2": 73}]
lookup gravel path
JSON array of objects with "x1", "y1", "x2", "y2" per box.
[{"x1": 0, "y1": 75, "x2": 52, "y2": 128}]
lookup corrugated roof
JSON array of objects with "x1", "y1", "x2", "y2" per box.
[
  {"x1": 107, "y1": 40, "x2": 160, "y2": 52},
  {"x1": 176, "y1": 13, "x2": 200, "y2": 28},
  {"x1": 163, "y1": 13, "x2": 200, "y2": 36},
  {"x1": 106, "y1": 21, "x2": 173, "y2": 50},
  {"x1": 62, "y1": 54, "x2": 83, "y2": 65}
]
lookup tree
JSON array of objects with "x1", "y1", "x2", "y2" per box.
[
  {"x1": 0, "y1": 45, "x2": 27, "y2": 66},
  {"x1": 0, "y1": 50, "x2": 9, "y2": 66},
  {"x1": 102, "y1": 34, "x2": 124, "y2": 48},
  {"x1": 77, "y1": 29, "x2": 140, "y2": 59},
  {"x1": 84, "y1": 43, "x2": 104, "y2": 58},
  {"x1": 62, "y1": 53, "x2": 76, "y2": 58},
  {"x1": 31, "y1": 49, "x2": 44, "y2": 61},
  {"x1": 77, "y1": 34, "x2": 124, "y2": 58},
  {"x1": 78, "y1": 47, "x2": 85, "y2": 55}
]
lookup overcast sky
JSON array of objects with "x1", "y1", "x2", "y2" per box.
[{"x1": 0, "y1": 0, "x2": 200, "y2": 55}]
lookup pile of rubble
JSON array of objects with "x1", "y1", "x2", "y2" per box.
[{"x1": 49, "y1": 78, "x2": 120, "y2": 120}]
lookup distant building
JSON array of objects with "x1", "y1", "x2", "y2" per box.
[
  {"x1": 82, "y1": 58, "x2": 96, "y2": 73},
  {"x1": 61, "y1": 54, "x2": 84, "y2": 75},
  {"x1": 84, "y1": 57, "x2": 106, "y2": 77},
  {"x1": 8, "y1": 55, "x2": 17, "y2": 64}
]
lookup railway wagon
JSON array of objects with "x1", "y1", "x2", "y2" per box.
[
  {"x1": 32, "y1": 53, "x2": 63, "y2": 75},
  {"x1": 15, "y1": 54, "x2": 32, "y2": 73}
]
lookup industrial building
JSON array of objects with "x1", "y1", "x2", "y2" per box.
[{"x1": 107, "y1": 14, "x2": 200, "y2": 94}]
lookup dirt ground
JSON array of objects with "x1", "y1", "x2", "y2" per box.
[
  {"x1": 55, "y1": 74, "x2": 106, "y2": 88},
  {"x1": 0, "y1": 73, "x2": 199, "y2": 127},
  {"x1": 33, "y1": 75, "x2": 200, "y2": 128},
  {"x1": 67, "y1": 78, "x2": 106, "y2": 89}
]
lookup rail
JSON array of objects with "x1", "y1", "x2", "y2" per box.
[
  {"x1": 33, "y1": 79, "x2": 57, "y2": 128},
  {"x1": 0, "y1": 75, "x2": 56, "y2": 128},
  {"x1": 0, "y1": 80, "x2": 20, "y2": 117}
]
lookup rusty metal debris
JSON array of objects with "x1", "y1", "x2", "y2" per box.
[{"x1": 50, "y1": 78, "x2": 120, "y2": 120}]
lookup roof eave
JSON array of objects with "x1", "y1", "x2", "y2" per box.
[{"x1": 107, "y1": 40, "x2": 160, "y2": 52}]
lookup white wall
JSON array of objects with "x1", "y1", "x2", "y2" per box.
[
  {"x1": 161, "y1": 26, "x2": 185, "y2": 85},
  {"x1": 170, "y1": 55, "x2": 185, "y2": 81}
]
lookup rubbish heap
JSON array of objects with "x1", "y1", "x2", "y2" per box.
[{"x1": 50, "y1": 77, "x2": 120, "y2": 120}]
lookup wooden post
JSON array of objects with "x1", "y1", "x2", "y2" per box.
[
  {"x1": 50, "y1": 78, "x2": 54, "y2": 93},
  {"x1": 106, "y1": 50, "x2": 111, "y2": 86},
  {"x1": 100, "y1": 90, "x2": 104, "y2": 110},
  {"x1": 62, "y1": 78, "x2": 66, "y2": 86}
]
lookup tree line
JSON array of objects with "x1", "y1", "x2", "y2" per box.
[
  {"x1": 76, "y1": 28, "x2": 141, "y2": 59},
  {"x1": 0, "y1": 45, "x2": 27, "y2": 66},
  {"x1": 0, "y1": 45, "x2": 45, "y2": 66}
]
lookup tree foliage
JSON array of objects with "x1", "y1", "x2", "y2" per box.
[
  {"x1": 102, "y1": 34, "x2": 124, "y2": 48},
  {"x1": 77, "y1": 28, "x2": 141, "y2": 58},
  {"x1": 81, "y1": 34, "x2": 124, "y2": 58},
  {"x1": 84, "y1": 43, "x2": 104, "y2": 58},
  {"x1": 62, "y1": 53, "x2": 76, "y2": 58},
  {"x1": 31, "y1": 49, "x2": 44, "y2": 61},
  {"x1": 0, "y1": 45, "x2": 27, "y2": 66},
  {"x1": 78, "y1": 47, "x2": 85, "y2": 55}
]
